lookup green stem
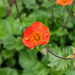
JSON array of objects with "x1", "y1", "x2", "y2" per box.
[
  {"x1": 47, "y1": 48, "x2": 72, "y2": 60},
  {"x1": 52, "y1": 5, "x2": 54, "y2": 26},
  {"x1": 62, "y1": 5, "x2": 65, "y2": 29},
  {"x1": 13, "y1": 0, "x2": 22, "y2": 22},
  {"x1": 43, "y1": 46, "x2": 72, "y2": 60},
  {"x1": 65, "y1": 1, "x2": 75, "y2": 25}
]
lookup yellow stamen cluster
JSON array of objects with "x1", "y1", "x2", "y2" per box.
[{"x1": 30, "y1": 31, "x2": 43, "y2": 45}]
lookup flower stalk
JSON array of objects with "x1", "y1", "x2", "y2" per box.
[
  {"x1": 62, "y1": 5, "x2": 65, "y2": 29},
  {"x1": 65, "y1": 0, "x2": 75, "y2": 25},
  {"x1": 13, "y1": 0, "x2": 22, "y2": 22},
  {"x1": 47, "y1": 48, "x2": 73, "y2": 60}
]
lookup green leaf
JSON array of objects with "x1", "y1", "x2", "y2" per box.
[
  {"x1": 19, "y1": 49, "x2": 50, "y2": 75},
  {"x1": 0, "y1": 67, "x2": 18, "y2": 75},
  {"x1": 50, "y1": 28, "x2": 68, "y2": 36},
  {"x1": 66, "y1": 22, "x2": 73, "y2": 28},
  {"x1": 72, "y1": 41, "x2": 75, "y2": 47},
  {"x1": 23, "y1": 0, "x2": 39, "y2": 9},
  {"x1": 42, "y1": 0, "x2": 55, "y2": 8},
  {"x1": 0, "y1": 25, "x2": 6, "y2": 39},
  {"x1": 65, "y1": 69, "x2": 75, "y2": 75},
  {"x1": 19, "y1": 49, "x2": 38, "y2": 69},
  {"x1": 69, "y1": 29, "x2": 75, "y2": 40},
  {"x1": 42, "y1": 0, "x2": 51, "y2": 8},
  {"x1": 6, "y1": 59, "x2": 16, "y2": 67},
  {"x1": 21, "y1": 14, "x2": 36, "y2": 27},
  {"x1": 2, "y1": 50, "x2": 14, "y2": 59},
  {"x1": 47, "y1": 46, "x2": 73, "y2": 71},
  {"x1": 3, "y1": 16, "x2": 22, "y2": 35},
  {"x1": 54, "y1": 6, "x2": 63, "y2": 18},
  {"x1": 72, "y1": 5, "x2": 75, "y2": 11},
  {"x1": 15, "y1": 37, "x2": 25, "y2": 51},
  {"x1": 63, "y1": 62, "x2": 75, "y2": 75},
  {"x1": 0, "y1": 1, "x2": 8, "y2": 18},
  {"x1": 56, "y1": 28, "x2": 68, "y2": 36},
  {"x1": 30, "y1": 10, "x2": 51, "y2": 27},
  {"x1": 22, "y1": 64, "x2": 50, "y2": 75},
  {"x1": 3, "y1": 35, "x2": 24, "y2": 51},
  {"x1": 55, "y1": 28, "x2": 68, "y2": 36},
  {"x1": 38, "y1": 44, "x2": 43, "y2": 50}
]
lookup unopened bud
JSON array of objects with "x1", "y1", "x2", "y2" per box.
[{"x1": 40, "y1": 48, "x2": 47, "y2": 55}]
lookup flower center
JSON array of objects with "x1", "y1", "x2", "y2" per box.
[
  {"x1": 30, "y1": 31, "x2": 43, "y2": 44},
  {"x1": 63, "y1": 0, "x2": 67, "y2": 2},
  {"x1": 34, "y1": 34, "x2": 40, "y2": 41}
]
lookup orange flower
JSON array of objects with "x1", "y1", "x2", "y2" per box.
[
  {"x1": 22, "y1": 22, "x2": 50, "y2": 50},
  {"x1": 56, "y1": 0, "x2": 74, "y2": 5}
]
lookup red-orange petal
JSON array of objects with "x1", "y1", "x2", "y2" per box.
[
  {"x1": 65, "y1": 0, "x2": 73, "y2": 5},
  {"x1": 23, "y1": 26, "x2": 32, "y2": 40},
  {"x1": 56, "y1": 0, "x2": 64, "y2": 5},
  {"x1": 32, "y1": 22, "x2": 50, "y2": 38},
  {"x1": 42, "y1": 34, "x2": 50, "y2": 45},
  {"x1": 22, "y1": 38, "x2": 35, "y2": 49},
  {"x1": 31, "y1": 22, "x2": 39, "y2": 31},
  {"x1": 56, "y1": 0, "x2": 73, "y2": 5}
]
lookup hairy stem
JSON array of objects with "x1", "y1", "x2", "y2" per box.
[
  {"x1": 13, "y1": 0, "x2": 22, "y2": 22},
  {"x1": 47, "y1": 48, "x2": 72, "y2": 60}
]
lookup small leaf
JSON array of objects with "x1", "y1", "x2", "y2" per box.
[{"x1": 40, "y1": 47, "x2": 47, "y2": 55}]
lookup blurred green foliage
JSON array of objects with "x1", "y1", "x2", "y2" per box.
[{"x1": 0, "y1": 0, "x2": 75, "y2": 75}]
